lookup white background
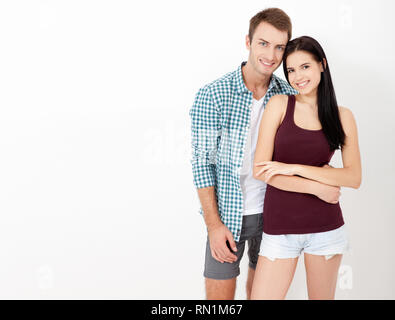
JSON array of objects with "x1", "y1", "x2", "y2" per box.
[{"x1": 0, "y1": 0, "x2": 394, "y2": 299}]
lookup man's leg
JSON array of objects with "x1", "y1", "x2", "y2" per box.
[
  {"x1": 203, "y1": 236, "x2": 246, "y2": 300},
  {"x1": 206, "y1": 264, "x2": 255, "y2": 300},
  {"x1": 246, "y1": 267, "x2": 255, "y2": 300},
  {"x1": 245, "y1": 213, "x2": 263, "y2": 300},
  {"x1": 205, "y1": 278, "x2": 236, "y2": 300}
]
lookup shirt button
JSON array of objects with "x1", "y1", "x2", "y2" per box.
[{"x1": 237, "y1": 230, "x2": 241, "y2": 236}]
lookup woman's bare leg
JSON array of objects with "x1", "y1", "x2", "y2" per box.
[
  {"x1": 304, "y1": 253, "x2": 342, "y2": 300},
  {"x1": 250, "y1": 255, "x2": 298, "y2": 300}
]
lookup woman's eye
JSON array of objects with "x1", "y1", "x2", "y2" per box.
[
  {"x1": 303, "y1": 65, "x2": 309, "y2": 69},
  {"x1": 287, "y1": 69, "x2": 294, "y2": 73}
]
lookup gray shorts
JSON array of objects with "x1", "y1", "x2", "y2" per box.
[{"x1": 204, "y1": 213, "x2": 263, "y2": 280}]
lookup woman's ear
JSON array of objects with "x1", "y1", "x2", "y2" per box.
[{"x1": 320, "y1": 58, "x2": 327, "y2": 72}]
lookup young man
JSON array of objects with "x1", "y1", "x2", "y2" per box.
[{"x1": 189, "y1": 8, "x2": 341, "y2": 300}]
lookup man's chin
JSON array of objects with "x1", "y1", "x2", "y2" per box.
[
  {"x1": 259, "y1": 67, "x2": 275, "y2": 77},
  {"x1": 259, "y1": 63, "x2": 280, "y2": 75}
]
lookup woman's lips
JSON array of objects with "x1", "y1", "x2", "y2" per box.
[{"x1": 296, "y1": 80, "x2": 310, "y2": 89}]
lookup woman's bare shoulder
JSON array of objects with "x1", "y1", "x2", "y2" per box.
[
  {"x1": 338, "y1": 106, "x2": 357, "y2": 134},
  {"x1": 265, "y1": 95, "x2": 290, "y2": 126},
  {"x1": 338, "y1": 106, "x2": 354, "y2": 120},
  {"x1": 266, "y1": 94, "x2": 289, "y2": 112},
  {"x1": 268, "y1": 94, "x2": 289, "y2": 104}
]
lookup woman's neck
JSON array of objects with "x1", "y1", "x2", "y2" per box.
[{"x1": 296, "y1": 90, "x2": 319, "y2": 110}]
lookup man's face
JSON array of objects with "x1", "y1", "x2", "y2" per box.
[{"x1": 246, "y1": 21, "x2": 288, "y2": 77}]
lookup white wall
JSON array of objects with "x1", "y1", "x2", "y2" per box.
[{"x1": 0, "y1": 0, "x2": 394, "y2": 299}]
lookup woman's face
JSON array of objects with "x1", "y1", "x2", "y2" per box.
[{"x1": 285, "y1": 50, "x2": 324, "y2": 95}]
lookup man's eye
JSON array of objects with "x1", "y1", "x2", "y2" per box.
[
  {"x1": 260, "y1": 42, "x2": 267, "y2": 46},
  {"x1": 277, "y1": 47, "x2": 284, "y2": 51},
  {"x1": 287, "y1": 69, "x2": 294, "y2": 73}
]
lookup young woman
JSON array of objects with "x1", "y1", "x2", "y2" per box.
[{"x1": 250, "y1": 36, "x2": 362, "y2": 300}]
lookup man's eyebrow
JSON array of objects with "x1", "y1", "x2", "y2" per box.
[{"x1": 257, "y1": 38, "x2": 287, "y2": 46}]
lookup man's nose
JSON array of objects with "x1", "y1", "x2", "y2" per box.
[{"x1": 266, "y1": 48, "x2": 275, "y2": 62}]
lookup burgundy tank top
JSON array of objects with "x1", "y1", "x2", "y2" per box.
[{"x1": 263, "y1": 95, "x2": 344, "y2": 235}]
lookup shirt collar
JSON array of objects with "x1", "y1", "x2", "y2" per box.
[{"x1": 235, "y1": 61, "x2": 280, "y2": 94}]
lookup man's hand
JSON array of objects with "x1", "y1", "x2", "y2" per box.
[
  {"x1": 207, "y1": 223, "x2": 238, "y2": 264},
  {"x1": 197, "y1": 186, "x2": 237, "y2": 263},
  {"x1": 314, "y1": 164, "x2": 341, "y2": 204}
]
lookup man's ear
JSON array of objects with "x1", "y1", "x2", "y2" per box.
[{"x1": 246, "y1": 35, "x2": 251, "y2": 50}]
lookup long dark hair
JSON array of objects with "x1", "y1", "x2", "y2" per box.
[{"x1": 283, "y1": 36, "x2": 345, "y2": 151}]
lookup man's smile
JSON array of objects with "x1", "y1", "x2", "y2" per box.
[{"x1": 259, "y1": 59, "x2": 275, "y2": 68}]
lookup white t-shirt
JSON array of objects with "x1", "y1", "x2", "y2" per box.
[{"x1": 240, "y1": 97, "x2": 267, "y2": 216}]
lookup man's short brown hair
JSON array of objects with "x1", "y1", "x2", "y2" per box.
[{"x1": 248, "y1": 8, "x2": 292, "y2": 42}]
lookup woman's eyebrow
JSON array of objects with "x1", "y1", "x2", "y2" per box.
[{"x1": 287, "y1": 63, "x2": 311, "y2": 70}]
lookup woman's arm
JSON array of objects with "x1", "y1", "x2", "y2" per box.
[
  {"x1": 255, "y1": 106, "x2": 362, "y2": 189},
  {"x1": 252, "y1": 95, "x2": 341, "y2": 204},
  {"x1": 294, "y1": 107, "x2": 362, "y2": 188},
  {"x1": 252, "y1": 94, "x2": 286, "y2": 179}
]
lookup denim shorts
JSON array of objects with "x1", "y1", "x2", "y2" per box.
[{"x1": 258, "y1": 225, "x2": 350, "y2": 261}]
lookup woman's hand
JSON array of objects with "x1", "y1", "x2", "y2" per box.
[{"x1": 254, "y1": 161, "x2": 297, "y2": 182}]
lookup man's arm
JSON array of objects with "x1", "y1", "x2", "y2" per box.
[
  {"x1": 197, "y1": 186, "x2": 238, "y2": 263},
  {"x1": 190, "y1": 86, "x2": 237, "y2": 264},
  {"x1": 190, "y1": 86, "x2": 220, "y2": 189},
  {"x1": 197, "y1": 186, "x2": 221, "y2": 231}
]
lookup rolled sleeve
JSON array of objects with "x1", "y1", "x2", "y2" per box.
[{"x1": 189, "y1": 86, "x2": 221, "y2": 189}]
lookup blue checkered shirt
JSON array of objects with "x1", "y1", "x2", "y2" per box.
[{"x1": 189, "y1": 62, "x2": 297, "y2": 241}]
